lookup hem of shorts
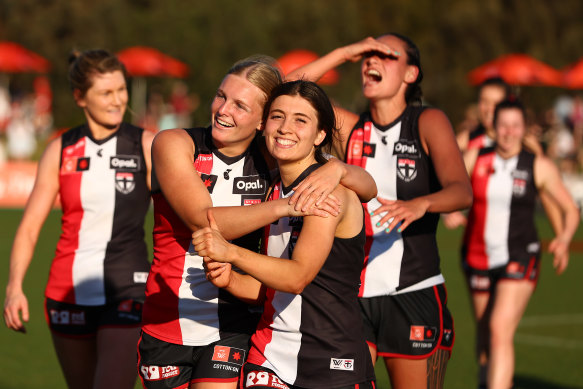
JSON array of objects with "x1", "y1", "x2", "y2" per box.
[
  {"x1": 98, "y1": 323, "x2": 141, "y2": 330},
  {"x1": 377, "y1": 347, "x2": 439, "y2": 360},
  {"x1": 141, "y1": 326, "x2": 221, "y2": 346},
  {"x1": 48, "y1": 328, "x2": 97, "y2": 339}
]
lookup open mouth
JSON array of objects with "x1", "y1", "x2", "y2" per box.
[
  {"x1": 215, "y1": 117, "x2": 234, "y2": 128},
  {"x1": 365, "y1": 69, "x2": 382, "y2": 82},
  {"x1": 275, "y1": 137, "x2": 296, "y2": 147}
]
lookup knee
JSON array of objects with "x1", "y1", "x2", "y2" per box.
[{"x1": 489, "y1": 317, "x2": 514, "y2": 347}]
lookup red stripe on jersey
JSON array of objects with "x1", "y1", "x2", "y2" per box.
[
  {"x1": 359, "y1": 202, "x2": 375, "y2": 297},
  {"x1": 46, "y1": 138, "x2": 86, "y2": 303},
  {"x1": 248, "y1": 288, "x2": 277, "y2": 366},
  {"x1": 464, "y1": 152, "x2": 495, "y2": 270},
  {"x1": 467, "y1": 134, "x2": 486, "y2": 150}
]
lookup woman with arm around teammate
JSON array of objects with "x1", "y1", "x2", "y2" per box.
[
  {"x1": 194, "y1": 80, "x2": 376, "y2": 388},
  {"x1": 138, "y1": 58, "x2": 376, "y2": 389},
  {"x1": 461, "y1": 99, "x2": 580, "y2": 389},
  {"x1": 286, "y1": 34, "x2": 473, "y2": 389},
  {"x1": 3, "y1": 50, "x2": 154, "y2": 389}
]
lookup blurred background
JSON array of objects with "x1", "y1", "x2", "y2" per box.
[{"x1": 0, "y1": 0, "x2": 582, "y2": 387}]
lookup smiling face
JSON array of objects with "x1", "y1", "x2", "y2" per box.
[
  {"x1": 264, "y1": 94, "x2": 326, "y2": 167},
  {"x1": 74, "y1": 70, "x2": 128, "y2": 132},
  {"x1": 210, "y1": 74, "x2": 266, "y2": 156},
  {"x1": 495, "y1": 107, "x2": 525, "y2": 156},
  {"x1": 361, "y1": 35, "x2": 418, "y2": 102},
  {"x1": 478, "y1": 84, "x2": 507, "y2": 130}
]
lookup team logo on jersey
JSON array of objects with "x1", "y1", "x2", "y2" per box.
[
  {"x1": 211, "y1": 346, "x2": 245, "y2": 366},
  {"x1": 393, "y1": 140, "x2": 420, "y2": 157},
  {"x1": 245, "y1": 370, "x2": 289, "y2": 388},
  {"x1": 140, "y1": 365, "x2": 180, "y2": 381},
  {"x1": 115, "y1": 172, "x2": 135, "y2": 194},
  {"x1": 397, "y1": 158, "x2": 417, "y2": 182},
  {"x1": 512, "y1": 169, "x2": 529, "y2": 197},
  {"x1": 201, "y1": 174, "x2": 218, "y2": 193},
  {"x1": 243, "y1": 198, "x2": 262, "y2": 206},
  {"x1": 76, "y1": 157, "x2": 90, "y2": 171},
  {"x1": 409, "y1": 325, "x2": 437, "y2": 341},
  {"x1": 233, "y1": 175, "x2": 268, "y2": 195},
  {"x1": 350, "y1": 139, "x2": 363, "y2": 157},
  {"x1": 110, "y1": 155, "x2": 140, "y2": 171},
  {"x1": 362, "y1": 142, "x2": 376, "y2": 158},
  {"x1": 330, "y1": 358, "x2": 354, "y2": 371}
]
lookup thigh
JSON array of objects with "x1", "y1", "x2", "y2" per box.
[
  {"x1": 95, "y1": 326, "x2": 141, "y2": 389},
  {"x1": 490, "y1": 280, "x2": 536, "y2": 335},
  {"x1": 51, "y1": 331, "x2": 97, "y2": 389}
]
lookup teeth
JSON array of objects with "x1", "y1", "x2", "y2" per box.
[
  {"x1": 366, "y1": 69, "x2": 382, "y2": 81},
  {"x1": 216, "y1": 118, "x2": 234, "y2": 127},
  {"x1": 276, "y1": 138, "x2": 295, "y2": 146}
]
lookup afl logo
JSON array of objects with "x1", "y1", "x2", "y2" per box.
[
  {"x1": 115, "y1": 172, "x2": 135, "y2": 194},
  {"x1": 110, "y1": 155, "x2": 140, "y2": 171},
  {"x1": 397, "y1": 158, "x2": 417, "y2": 182}
]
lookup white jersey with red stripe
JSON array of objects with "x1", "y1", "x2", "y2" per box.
[
  {"x1": 142, "y1": 127, "x2": 270, "y2": 346},
  {"x1": 467, "y1": 124, "x2": 494, "y2": 151},
  {"x1": 247, "y1": 165, "x2": 375, "y2": 387},
  {"x1": 345, "y1": 107, "x2": 445, "y2": 298},
  {"x1": 45, "y1": 123, "x2": 151, "y2": 305},
  {"x1": 463, "y1": 147, "x2": 540, "y2": 270}
]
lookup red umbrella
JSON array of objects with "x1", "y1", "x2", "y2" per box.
[
  {"x1": 277, "y1": 49, "x2": 339, "y2": 85},
  {"x1": 562, "y1": 57, "x2": 583, "y2": 89},
  {"x1": 0, "y1": 41, "x2": 50, "y2": 73},
  {"x1": 117, "y1": 46, "x2": 189, "y2": 78},
  {"x1": 467, "y1": 54, "x2": 562, "y2": 87}
]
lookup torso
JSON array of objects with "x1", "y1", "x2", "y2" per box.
[
  {"x1": 142, "y1": 127, "x2": 271, "y2": 346},
  {"x1": 345, "y1": 106, "x2": 444, "y2": 297},
  {"x1": 46, "y1": 123, "x2": 150, "y2": 305},
  {"x1": 463, "y1": 147, "x2": 540, "y2": 270}
]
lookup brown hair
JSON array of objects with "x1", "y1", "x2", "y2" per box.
[{"x1": 68, "y1": 49, "x2": 127, "y2": 97}]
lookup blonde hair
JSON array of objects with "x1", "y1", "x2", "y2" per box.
[{"x1": 227, "y1": 55, "x2": 283, "y2": 104}]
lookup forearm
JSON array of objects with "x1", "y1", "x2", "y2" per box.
[
  {"x1": 211, "y1": 198, "x2": 290, "y2": 240},
  {"x1": 224, "y1": 272, "x2": 264, "y2": 305},
  {"x1": 422, "y1": 181, "x2": 473, "y2": 214},
  {"x1": 557, "y1": 206, "x2": 581, "y2": 245},
  {"x1": 339, "y1": 163, "x2": 377, "y2": 202},
  {"x1": 286, "y1": 48, "x2": 347, "y2": 82},
  {"x1": 6, "y1": 232, "x2": 37, "y2": 294}
]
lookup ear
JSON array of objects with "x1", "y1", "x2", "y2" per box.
[
  {"x1": 314, "y1": 129, "x2": 327, "y2": 146},
  {"x1": 256, "y1": 120, "x2": 264, "y2": 132},
  {"x1": 404, "y1": 65, "x2": 419, "y2": 84},
  {"x1": 73, "y1": 89, "x2": 86, "y2": 108}
]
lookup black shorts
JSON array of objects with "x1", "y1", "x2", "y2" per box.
[
  {"x1": 359, "y1": 284, "x2": 454, "y2": 359},
  {"x1": 138, "y1": 331, "x2": 250, "y2": 388},
  {"x1": 241, "y1": 362, "x2": 375, "y2": 389},
  {"x1": 44, "y1": 297, "x2": 142, "y2": 337},
  {"x1": 463, "y1": 255, "x2": 540, "y2": 293}
]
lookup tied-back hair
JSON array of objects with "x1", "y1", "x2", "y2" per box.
[
  {"x1": 479, "y1": 77, "x2": 512, "y2": 99},
  {"x1": 263, "y1": 80, "x2": 338, "y2": 165},
  {"x1": 68, "y1": 49, "x2": 127, "y2": 96},
  {"x1": 385, "y1": 32, "x2": 423, "y2": 105},
  {"x1": 493, "y1": 98, "x2": 526, "y2": 126},
  {"x1": 227, "y1": 55, "x2": 283, "y2": 104}
]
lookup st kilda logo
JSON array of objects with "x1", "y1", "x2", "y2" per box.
[
  {"x1": 115, "y1": 172, "x2": 136, "y2": 194},
  {"x1": 393, "y1": 140, "x2": 420, "y2": 182}
]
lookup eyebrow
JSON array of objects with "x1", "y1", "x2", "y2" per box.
[{"x1": 270, "y1": 108, "x2": 311, "y2": 120}]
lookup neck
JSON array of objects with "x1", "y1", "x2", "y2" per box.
[
  {"x1": 369, "y1": 98, "x2": 408, "y2": 125},
  {"x1": 213, "y1": 137, "x2": 255, "y2": 157},
  {"x1": 88, "y1": 123, "x2": 120, "y2": 140},
  {"x1": 496, "y1": 145, "x2": 521, "y2": 160},
  {"x1": 278, "y1": 157, "x2": 317, "y2": 188}
]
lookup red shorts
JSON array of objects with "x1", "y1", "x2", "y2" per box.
[
  {"x1": 463, "y1": 256, "x2": 540, "y2": 293},
  {"x1": 359, "y1": 284, "x2": 454, "y2": 359},
  {"x1": 45, "y1": 297, "x2": 142, "y2": 337},
  {"x1": 138, "y1": 331, "x2": 250, "y2": 389}
]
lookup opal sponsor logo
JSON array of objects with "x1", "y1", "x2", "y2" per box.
[
  {"x1": 330, "y1": 358, "x2": 354, "y2": 371},
  {"x1": 393, "y1": 140, "x2": 420, "y2": 157},
  {"x1": 140, "y1": 365, "x2": 180, "y2": 381},
  {"x1": 110, "y1": 155, "x2": 140, "y2": 171},
  {"x1": 233, "y1": 176, "x2": 267, "y2": 195}
]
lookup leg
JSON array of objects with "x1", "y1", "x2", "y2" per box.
[
  {"x1": 487, "y1": 280, "x2": 535, "y2": 389},
  {"x1": 427, "y1": 349, "x2": 450, "y2": 389},
  {"x1": 368, "y1": 342, "x2": 378, "y2": 365},
  {"x1": 94, "y1": 326, "x2": 141, "y2": 389},
  {"x1": 385, "y1": 357, "x2": 427, "y2": 389},
  {"x1": 469, "y1": 292, "x2": 494, "y2": 387},
  {"x1": 51, "y1": 332, "x2": 97, "y2": 389},
  {"x1": 191, "y1": 382, "x2": 238, "y2": 389}
]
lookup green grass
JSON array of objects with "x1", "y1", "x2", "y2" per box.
[{"x1": 0, "y1": 209, "x2": 581, "y2": 388}]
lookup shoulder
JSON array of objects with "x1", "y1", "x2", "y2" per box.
[
  {"x1": 153, "y1": 128, "x2": 193, "y2": 149},
  {"x1": 418, "y1": 107, "x2": 452, "y2": 130}
]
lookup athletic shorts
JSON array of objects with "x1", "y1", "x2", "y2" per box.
[
  {"x1": 138, "y1": 331, "x2": 250, "y2": 388},
  {"x1": 463, "y1": 255, "x2": 540, "y2": 293},
  {"x1": 359, "y1": 284, "x2": 454, "y2": 359},
  {"x1": 241, "y1": 362, "x2": 376, "y2": 389},
  {"x1": 44, "y1": 297, "x2": 142, "y2": 337}
]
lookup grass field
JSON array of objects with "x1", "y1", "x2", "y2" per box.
[{"x1": 0, "y1": 208, "x2": 581, "y2": 388}]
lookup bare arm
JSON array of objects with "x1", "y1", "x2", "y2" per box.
[
  {"x1": 4, "y1": 138, "x2": 61, "y2": 332},
  {"x1": 373, "y1": 109, "x2": 473, "y2": 232},
  {"x1": 141, "y1": 129, "x2": 155, "y2": 191},
  {"x1": 534, "y1": 155, "x2": 581, "y2": 274}
]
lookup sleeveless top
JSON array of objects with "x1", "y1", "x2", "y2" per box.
[
  {"x1": 345, "y1": 106, "x2": 444, "y2": 297},
  {"x1": 142, "y1": 127, "x2": 271, "y2": 346},
  {"x1": 46, "y1": 122, "x2": 150, "y2": 305}
]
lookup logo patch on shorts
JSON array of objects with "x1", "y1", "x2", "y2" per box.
[
  {"x1": 49, "y1": 309, "x2": 85, "y2": 325},
  {"x1": 140, "y1": 365, "x2": 179, "y2": 381},
  {"x1": 246, "y1": 370, "x2": 289, "y2": 388},
  {"x1": 330, "y1": 358, "x2": 354, "y2": 371},
  {"x1": 409, "y1": 325, "x2": 436, "y2": 341},
  {"x1": 211, "y1": 345, "x2": 245, "y2": 366}
]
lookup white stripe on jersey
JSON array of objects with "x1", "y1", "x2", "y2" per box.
[
  {"x1": 176, "y1": 155, "x2": 247, "y2": 345},
  {"x1": 73, "y1": 138, "x2": 116, "y2": 305},
  {"x1": 485, "y1": 154, "x2": 518, "y2": 268},
  {"x1": 362, "y1": 123, "x2": 405, "y2": 296}
]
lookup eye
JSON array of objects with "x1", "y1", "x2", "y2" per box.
[
  {"x1": 269, "y1": 112, "x2": 283, "y2": 120},
  {"x1": 296, "y1": 117, "x2": 307, "y2": 124}
]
